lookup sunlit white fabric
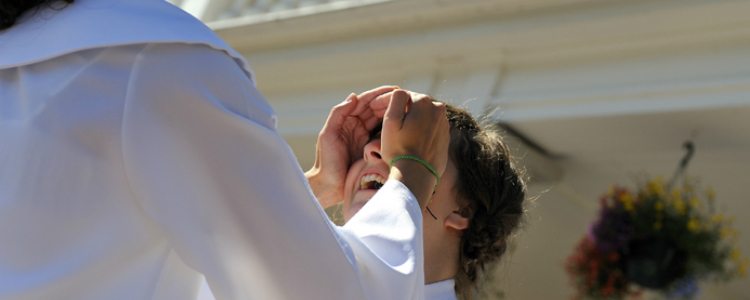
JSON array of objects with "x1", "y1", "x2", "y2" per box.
[
  {"x1": 0, "y1": 0, "x2": 254, "y2": 83},
  {"x1": 0, "y1": 1, "x2": 424, "y2": 299}
]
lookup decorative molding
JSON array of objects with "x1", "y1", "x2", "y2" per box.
[
  {"x1": 207, "y1": 0, "x2": 595, "y2": 52},
  {"x1": 490, "y1": 42, "x2": 750, "y2": 121}
]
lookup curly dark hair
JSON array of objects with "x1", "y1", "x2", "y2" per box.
[
  {"x1": 0, "y1": 0, "x2": 74, "y2": 30},
  {"x1": 445, "y1": 104, "x2": 527, "y2": 300}
]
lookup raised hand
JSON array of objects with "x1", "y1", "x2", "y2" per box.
[
  {"x1": 379, "y1": 90, "x2": 451, "y2": 208},
  {"x1": 306, "y1": 86, "x2": 397, "y2": 208}
]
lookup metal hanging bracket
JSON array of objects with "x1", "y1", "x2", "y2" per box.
[{"x1": 668, "y1": 141, "x2": 695, "y2": 190}]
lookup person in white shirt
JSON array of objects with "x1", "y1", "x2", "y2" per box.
[
  {"x1": 0, "y1": 1, "x2": 450, "y2": 300},
  {"x1": 313, "y1": 96, "x2": 528, "y2": 300}
]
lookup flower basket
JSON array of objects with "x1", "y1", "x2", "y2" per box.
[{"x1": 566, "y1": 177, "x2": 747, "y2": 300}]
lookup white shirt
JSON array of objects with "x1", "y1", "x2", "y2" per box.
[
  {"x1": 424, "y1": 280, "x2": 457, "y2": 300},
  {"x1": 0, "y1": 1, "x2": 424, "y2": 299}
]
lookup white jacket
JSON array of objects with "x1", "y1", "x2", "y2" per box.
[{"x1": 0, "y1": 1, "x2": 424, "y2": 299}]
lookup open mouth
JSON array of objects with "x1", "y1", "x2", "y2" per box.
[{"x1": 360, "y1": 173, "x2": 386, "y2": 191}]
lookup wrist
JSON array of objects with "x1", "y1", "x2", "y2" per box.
[
  {"x1": 304, "y1": 168, "x2": 321, "y2": 188},
  {"x1": 389, "y1": 159, "x2": 437, "y2": 209},
  {"x1": 389, "y1": 155, "x2": 440, "y2": 189},
  {"x1": 305, "y1": 169, "x2": 340, "y2": 209}
]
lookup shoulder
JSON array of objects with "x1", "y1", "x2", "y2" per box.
[
  {"x1": 126, "y1": 42, "x2": 276, "y2": 131},
  {"x1": 0, "y1": 0, "x2": 254, "y2": 83}
]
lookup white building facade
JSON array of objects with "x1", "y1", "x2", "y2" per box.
[{"x1": 173, "y1": 0, "x2": 750, "y2": 299}]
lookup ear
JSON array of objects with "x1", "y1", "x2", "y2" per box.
[{"x1": 445, "y1": 210, "x2": 469, "y2": 231}]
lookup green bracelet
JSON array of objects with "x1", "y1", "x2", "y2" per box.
[{"x1": 389, "y1": 155, "x2": 440, "y2": 190}]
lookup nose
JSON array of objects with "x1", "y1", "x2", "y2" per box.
[{"x1": 363, "y1": 139, "x2": 382, "y2": 163}]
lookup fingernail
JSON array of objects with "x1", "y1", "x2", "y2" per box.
[{"x1": 345, "y1": 93, "x2": 356, "y2": 102}]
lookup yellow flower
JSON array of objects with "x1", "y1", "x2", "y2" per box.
[
  {"x1": 739, "y1": 258, "x2": 749, "y2": 277},
  {"x1": 673, "y1": 199, "x2": 686, "y2": 215},
  {"x1": 672, "y1": 189, "x2": 681, "y2": 200},
  {"x1": 706, "y1": 187, "x2": 716, "y2": 200},
  {"x1": 689, "y1": 197, "x2": 700, "y2": 208},
  {"x1": 711, "y1": 214, "x2": 724, "y2": 223},
  {"x1": 655, "y1": 202, "x2": 664, "y2": 211},
  {"x1": 687, "y1": 218, "x2": 701, "y2": 232},
  {"x1": 618, "y1": 193, "x2": 632, "y2": 202},
  {"x1": 647, "y1": 178, "x2": 665, "y2": 196},
  {"x1": 654, "y1": 222, "x2": 662, "y2": 230},
  {"x1": 618, "y1": 193, "x2": 634, "y2": 211}
]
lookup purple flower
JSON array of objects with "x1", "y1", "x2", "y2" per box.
[
  {"x1": 590, "y1": 204, "x2": 635, "y2": 252},
  {"x1": 666, "y1": 277, "x2": 699, "y2": 300}
]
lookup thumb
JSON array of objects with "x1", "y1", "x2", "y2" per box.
[{"x1": 384, "y1": 90, "x2": 410, "y2": 128}]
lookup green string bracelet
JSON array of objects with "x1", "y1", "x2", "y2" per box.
[{"x1": 389, "y1": 155, "x2": 440, "y2": 190}]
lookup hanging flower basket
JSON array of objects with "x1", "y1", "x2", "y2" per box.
[{"x1": 566, "y1": 177, "x2": 748, "y2": 300}]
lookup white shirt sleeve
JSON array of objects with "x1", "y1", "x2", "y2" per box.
[
  {"x1": 340, "y1": 180, "x2": 425, "y2": 300},
  {"x1": 121, "y1": 43, "x2": 423, "y2": 300}
]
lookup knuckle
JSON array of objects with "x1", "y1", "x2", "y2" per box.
[{"x1": 409, "y1": 92, "x2": 428, "y2": 102}]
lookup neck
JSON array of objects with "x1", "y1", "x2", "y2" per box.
[{"x1": 424, "y1": 230, "x2": 461, "y2": 284}]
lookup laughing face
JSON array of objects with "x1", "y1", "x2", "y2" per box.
[
  {"x1": 342, "y1": 132, "x2": 389, "y2": 222},
  {"x1": 342, "y1": 131, "x2": 461, "y2": 225}
]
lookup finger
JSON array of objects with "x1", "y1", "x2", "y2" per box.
[
  {"x1": 408, "y1": 91, "x2": 432, "y2": 108},
  {"x1": 433, "y1": 101, "x2": 447, "y2": 117},
  {"x1": 357, "y1": 107, "x2": 374, "y2": 122},
  {"x1": 400, "y1": 92, "x2": 432, "y2": 124},
  {"x1": 363, "y1": 115, "x2": 381, "y2": 132},
  {"x1": 324, "y1": 93, "x2": 358, "y2": 130},
  {"x1": 358, "y1": 85, "x2": 398, "y2": 103},
  {"x1": 370, "y1": 92, "x2": 394, "y2": 118},
  {"x1": 401, "y1": 99, "x2": 441, "y2": 148},
  {"x1": 384, "y1": 90, "x2": 410, "y2": 128},
  {"x1": 351, "y1": 86, "x2": 397, "y2": 117}
]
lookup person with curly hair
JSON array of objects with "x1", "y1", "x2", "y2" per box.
[
  {"x1": 1, "y1": 0, "x2": 452, "y2": 299},
  {"x1": 312, "y1": 94, "x2": 528, "y2": 300}
]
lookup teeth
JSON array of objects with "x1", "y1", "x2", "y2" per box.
[{"x1": 360, "y1": 173, "x2": 386, "y2": 190}]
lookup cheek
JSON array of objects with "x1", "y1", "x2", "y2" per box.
[{"x1": 342, "y1": 159, "x2": 366, "y2": 220}]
